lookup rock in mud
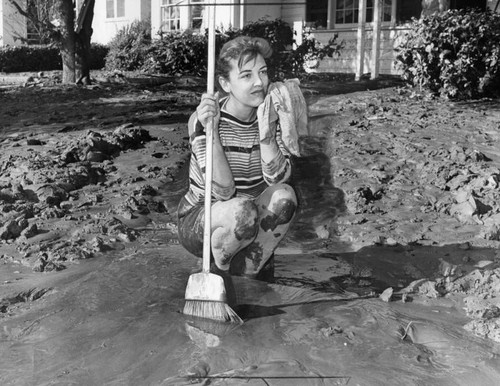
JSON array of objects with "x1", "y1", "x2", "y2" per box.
[
  {"x1": 379, "y1": 287, "x2": 394, "y2": 302},
  {"x1": 0, "y1": 217, "x2": 29, "y2": 240},
  {"x1": 401, "y1": 279, "x2": 443, "y2": 298},
  {"x1": 464, "y1": 319, "x2": 500, "y2": 343},
  {"x1": 464, "y1": 297, "x2": 500, "y2": 320}
]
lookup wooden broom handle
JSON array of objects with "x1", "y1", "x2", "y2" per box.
[{"x1": 202, "y1": 1, "x2": 216, "y2": 273}]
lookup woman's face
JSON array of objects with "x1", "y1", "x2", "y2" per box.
[{"x1": 220, "y1": 53, "x2": 269, "y2": 109}]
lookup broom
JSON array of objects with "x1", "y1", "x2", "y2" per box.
[{"x1": 183, "y1": 0, "x2": 242, "y2": 324}]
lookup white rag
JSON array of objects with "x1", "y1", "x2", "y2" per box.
[{"x1": 257, "y1": 78, "x2": 307, "y2": 157}]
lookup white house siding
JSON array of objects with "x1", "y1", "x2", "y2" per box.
[
  {"x1": 280, "y1": 0, "x2": 304, "y2": 26},
  {"x1": 0, "y1": 0, "x2": 27, "y2": 46},
  {"x1": 309, "y1": 27, "x2": 409, "y2": 75},
  {"x1": 244, "y1": 0, "x2": 281, "y2": 25},
  {"x1": 92, "y1": 0, "x2": 151, "y2": 45}
]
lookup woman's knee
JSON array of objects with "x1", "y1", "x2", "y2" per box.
[
  {"x1": 260, "y1": 184, "x2": 297, "y2": 230},
  {"x1": 213, "y1": 197, "x2": 259, "y2": 241},
  {"x1": 270, "y1": 184, "x2": 297, "y2": 220}
]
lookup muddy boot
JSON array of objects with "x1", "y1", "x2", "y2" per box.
[
  {"x1": 254, "y1": 253, "x2": 275, "y2": 282},
  {"x1": 228, "y1": 251, "x2": 275, "y2": 282}
]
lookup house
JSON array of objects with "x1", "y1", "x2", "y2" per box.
[
  {"x1": 147, "y1": 0, "x2": 498, "y2": 75},
  {"x1": 0, "y1": 0, "x2": 151, "y2": 47},
  {"x1": 91, "y1": 0, "x2": 151, "y2": 45},
  {"x1": 2, "y1": 0, "x2": 499, "y2": 74},
  {"x1": 0, "y1": 0, "x2": 26, "y2": 46}
]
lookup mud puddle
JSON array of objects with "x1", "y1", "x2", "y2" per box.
[{"x1": 1, "y1": 232, "x2": 500, "y2": 385}]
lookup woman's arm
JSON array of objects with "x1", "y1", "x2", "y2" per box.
[
  {"x1": 260, "y1": 126, "x2": 292, "y2": 185},
  {"x1": 189, "y1": 93, "x2": 235, "y2": 200}
]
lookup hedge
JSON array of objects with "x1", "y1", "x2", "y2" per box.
[{"x1": 0, "y1": 43, "x2": 109, "y2": 73}]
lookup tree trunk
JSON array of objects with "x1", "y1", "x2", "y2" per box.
[
  {"x1": 76, "y1": 0, "x2": 95, "y2": 85},
  {"x1": 57, "y1": 0, "x2": 76, "y2": 84}
]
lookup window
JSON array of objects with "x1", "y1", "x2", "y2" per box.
[
  {"x1": 306, "y1": 0, "x2": 329, "y2": 29},
  {"x1": 161, "y1": 0, "x2": 181, "y2": 31},
  {"x1": 331, "y1": 0, "x2": 392, "y2": 26},
  {"x1": 190, "y1": 0, "x2": 205, "y2": 30},
  {"x1": 160, "y1": 0, "x2": 206, "y2": 32},
  {"x1": 396, "y1": 0, "x2": 421, "y2": 23},
  {"x1": 117, "y1": 0, "x2": 125, "y2": 17},
  {"x1": 106, "y1": 0, "x2": 125, "y2": 19}
]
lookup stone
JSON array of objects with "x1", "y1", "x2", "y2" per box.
[{"x1": 380, "y1": 287, "x2": 393, "y2": 302}]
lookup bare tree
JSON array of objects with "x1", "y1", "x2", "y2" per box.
[
  {"x1": 75, "y1": 0, "x2": 95, "y2": 85},
  {"x1": 8, "y1": 0, "x2": 95, "y2": 84},
  {"x1": 21, "y1": 0, "x2": 58, "y2": 44}
]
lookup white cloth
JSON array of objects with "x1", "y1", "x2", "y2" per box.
[{"x1": 257, "y1": 78, "x2": 307, "y2": 157}]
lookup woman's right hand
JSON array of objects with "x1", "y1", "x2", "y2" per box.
[{"x1": 196, "y1": 92, "x2": 220, "y2": 130}]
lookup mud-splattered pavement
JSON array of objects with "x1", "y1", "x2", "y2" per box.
[{"x1": 1, "y1": 72, "x2": 500, "y2": 385}]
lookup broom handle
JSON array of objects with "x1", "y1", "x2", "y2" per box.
[{"x1": 202, "y1": 1, "x2": 216, "y2": 273}]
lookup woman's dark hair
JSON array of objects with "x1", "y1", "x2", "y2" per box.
[{"x1": 216, "y1": 36, "x2": 273, "y2": 81}]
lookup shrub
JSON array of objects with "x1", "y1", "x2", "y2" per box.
[
  {"x1": 141, "y1": 30, "x2": 207, "y2": 76},
  {"x1": 89, "y1": 43, "x2": 109, "y2": 70},
  {"x1": 0, "y1": 45, "x2": 61, "y2": 72},
  {"x1": 105, "y1": 19, "x2": 152, "y2": 71},
  {"x1": 105, "y1": 18, "x2": 343, "y2": 80},
  {"x1": 0, "y1": 43, "x2": 109, "y2": 73},
  {"x1": 282, "y1": 31, "x2": 344, "y2": 78},
  {"x1": 395, "y1": 9, "x2": 500, "y2": 99}
]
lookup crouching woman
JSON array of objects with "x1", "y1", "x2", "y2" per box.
[{"x1": 177, "y1": 36, "x2": 297, "y2": 278}]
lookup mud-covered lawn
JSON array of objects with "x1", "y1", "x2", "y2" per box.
[{"x1": 1, "y1": 71, "x2": 500, "y2": 385}]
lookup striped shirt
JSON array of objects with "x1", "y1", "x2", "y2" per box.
[{"x1": 180, "y1": 97, "x2": 291, "y2": 213}]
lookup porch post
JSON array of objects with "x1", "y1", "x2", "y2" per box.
[
  {"x1": 355, "y1": 0, "x2": 367, "y2": 81},
  {"x1": 371, "y1": 0, "x2": 381, "y2": 80},
  {"x1": 240, "y1": 0, "x2": 246, "y2": 28}
]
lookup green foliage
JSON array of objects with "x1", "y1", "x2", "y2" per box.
[
  {"x1": 104, "y1": 19, "x2": 152, "y2": 71},
  {"x1": 282, "y1": 31, "x2": 344, "y2": 78},
  {"x1": 240, "y1": 18, "x2": 293, "y2": 52},
  {"x1": 0, "y1": 45, "x2": 61, "y2": 72},
  {"x1": 0, "y1": 43, "x2": 109, "y2": 73},
  {"x1": 104, "y1": 18, "x2": 343, "y2": 80},
  {"x1": 141, "y1": 30, "x2": 207, "y2": 76},
  {"x1": 89, "y1": 43, "x2": 109, "y2": 70},
  {"x1": 395, "y1": 9, "x2": 500, "y2": 99}
]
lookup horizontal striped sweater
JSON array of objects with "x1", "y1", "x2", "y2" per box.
[{"x1": 181, "y1": 98, "x2": 292, "y2": 212}]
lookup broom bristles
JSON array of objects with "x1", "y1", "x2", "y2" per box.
[{"x1": 183, "y1": 300, "x2": 243, "y2": 324}]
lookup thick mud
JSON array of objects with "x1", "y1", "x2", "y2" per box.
[
  {"x1": 1, "y1": 72, "x2": 500, "y2": 385},
  {"x1": 2, "y1": 237, "x2": 500, "y2": 385}
]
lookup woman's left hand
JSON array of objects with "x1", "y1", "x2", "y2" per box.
[{"x1": 257, "y1": 98, "x2": 278, "y2": 144}]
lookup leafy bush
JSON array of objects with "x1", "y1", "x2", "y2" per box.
[
  {"x1": 105, "y1": 18, "x2": 343, "y2": 80},
  {"x1": 0, "y1": 45, "x2": 61, "y2": 72},
  {"x1": 281, "y1": 31, "x2": 344, "y2": 78},
  {"x1": 104, "y1": 19, "x2": 152, "y2": 71},
  {"x1": 141, "y1": 30, "x2": 207, "y2": 76},
  {"x1": 89, "y1": 43, "x2": 109, "y2": 70},
  {"x1": 0, "y1": 43, "x2": 109, "y2": 73},
  {"x1": 395, "y1": 9, "x2": 500, "y2": 99}
]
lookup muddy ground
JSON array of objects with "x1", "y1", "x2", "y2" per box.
[{"x1": 1, "y1": 71, "x2": 500, "y2": 385}]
